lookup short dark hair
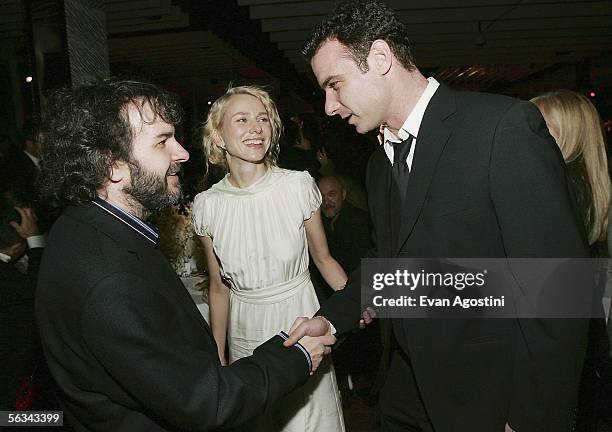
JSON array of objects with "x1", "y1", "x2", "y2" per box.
[
  {"x1": 38, "y1": 79, "x2": 182, "y2": 207},
  {"x1": 280, "y1": 116, "x2": 300, "y2": 149},
  {"x1": 20, "y1": 120, "x2": 37, "y2": 143},
  {"x1": 302, "y1": 0, "x2": 415, "y2": 72}
]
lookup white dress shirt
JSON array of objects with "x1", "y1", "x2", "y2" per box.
[
  {"x1": 24, "y1": 150, "x2": 41, "y2": 169},
  {"x1": 383, "y1": 77, "x2": 440, "y2": 171},
  {"x1": 0, "y1": 235, "x2": 46, "y2": 273}
]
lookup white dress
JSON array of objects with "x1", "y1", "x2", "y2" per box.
[{"x1": 192, "y1": 167, "x2": 345, "y2": 432}]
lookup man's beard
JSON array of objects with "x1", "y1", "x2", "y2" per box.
[
  {"x1": 323, "y1": 207, "x2": 338, "y2": 219},
  {"x1": 123, "y1": 160, "x2": 182, "y2": 216}
]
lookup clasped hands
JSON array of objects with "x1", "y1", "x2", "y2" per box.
[
  {"x1": 284, "y1": 308, "x2": 377, "y2": 375},
  {"x1": 284, "y1": 316, "x2": 335, "y2": 375}
]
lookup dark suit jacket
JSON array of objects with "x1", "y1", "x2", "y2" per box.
[
  {"x1": 2, "y1": 150, "x2": 59, "y2": 232},
  {"x1": 323, "y1": 202, "x2": 371, "y2": 274},
  {"x1": 36, "y1": 203, "x2": 310, "y2": 431},
  {"x1": 319, "y1": 85, "x2": 590, "y2": 432},
  {"x1": 313, "y1": 203, "x2": 371, "y2": 300},
  {"x1": 3, "y1": 150, "x2": 38, "y2": 204},
  {"x1": 1, "y1": 247, "x2": 43, "y2": 409}
]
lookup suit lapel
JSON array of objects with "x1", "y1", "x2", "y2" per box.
[
  {"x1": 80, "y1": 203, "x2": 215, "y2": 339},
  {"x1": 395, "y1": 85, "x2": 456, "y2": 254},
  {"x1": 367, "y1": 147, "x2": 394, "y2": 257}
]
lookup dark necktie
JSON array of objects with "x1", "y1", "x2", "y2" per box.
[
  {"x1": 390, "y1": 136, "x2": 414, "y2": 246},
  {"x1": 392, "y1": 137, "x2": 413, "y2": 194}
]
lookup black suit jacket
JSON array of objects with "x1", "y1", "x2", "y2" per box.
[
  {"x1": 36, "y1": 203, "x2": 310, "y2": 431},
  {"x1": 1, "y1": 247, "x2": 43, "y2": 409},
  {"x1": 319, "y1": 85, "x2": 590, "y2": 432},
  {"x1": 4, "y1": 150, "x2": 38, "y2": 203},
  {"x1": 324, "y1": 202, "x2": 371, "y2": 274}
]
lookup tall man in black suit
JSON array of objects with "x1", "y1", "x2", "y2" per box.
[
  {"x1": 4, "y1": 123, "x2": 40, "y2": 204},
  {"x1": 2, "y1": 123, "x2": 59, "y2": 232},
  {"x1": 35, "y1": 79, "x2": 335, "y2": 431},
  {"x1": 286, "y1": 1, "x2": 590, "y2": 431}
]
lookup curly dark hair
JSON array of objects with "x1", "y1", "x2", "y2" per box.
[
  {"x1": 302, "y1": 0, "x2": 414, "y2": 72},
  {"x1": 38, "y1": 79, "x2": 182, "y2": 207}
]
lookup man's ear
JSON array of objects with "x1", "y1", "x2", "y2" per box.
[
  {"x1": 342, "y1": 188, "x2": 348, "y2": 201},
  {"x1": 369, "y1": 39, "x2": 393, "y2": 75}
]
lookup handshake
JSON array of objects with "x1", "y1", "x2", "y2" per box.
[
  {"x1": 283, "y1": 316, "x2": 335, "y2": 374},
  {"x1": 283, "y1": 308, "x2": 376, "y2": 374}
]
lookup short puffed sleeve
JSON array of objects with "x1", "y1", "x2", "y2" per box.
[
  {"x1": 191, "y1": 192, "x2": 211, "y2": 237},
  {"x1": 297, "y1": 171, "x2": 322, "y2": 220}
]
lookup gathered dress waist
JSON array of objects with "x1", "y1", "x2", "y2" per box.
[{"x1": 230, "y1": 270, "x2": 310, "y2": 305}]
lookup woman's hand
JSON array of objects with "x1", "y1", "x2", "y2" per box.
[{"x1": 316, "y1": 148, "x2": 330, "y2": 167}]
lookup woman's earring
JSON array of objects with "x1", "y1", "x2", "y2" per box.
[{"x1": 216, "y1": 138, "x2": 228, "y2": 154}]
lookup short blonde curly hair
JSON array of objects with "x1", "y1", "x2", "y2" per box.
[{"x1": 202, "y1": 85, "x2": 282, "y2": 172}]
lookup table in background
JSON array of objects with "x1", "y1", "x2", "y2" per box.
[{"x1": 181, "y1": 276, "x2": 210, "y2": 324}]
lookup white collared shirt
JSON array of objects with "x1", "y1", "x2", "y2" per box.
[
  {"x1": 24, "y1": 150, "x2": 41, "y2": 169},
  {"x1": 0, "y1": 252, "x2": 10, "y2": 263},
  {"x1": 0, "y1": 235, "x2": 46, "y2": 265},
  {"x1": 0, "y1": 252, "x2": 27, "y2": 274},
  {"x1": 383, "y1": 77, "x2": 440, "y2": 171}
]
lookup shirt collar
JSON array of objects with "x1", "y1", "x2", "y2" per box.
[
  {"x1": 384, "y1": 77, "x2": 440, "y2": 145},
  {"x1": 24, "y1": 150, "x2": 40, "y2": 168},
  {"x1": 92, "y1": 198, "x2": 159, "y2": 245}
]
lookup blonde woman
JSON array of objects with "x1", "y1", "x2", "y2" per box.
[
  {"x1": 192, "y1": 85, "x2": 346, "y2": 432},
  {"x1": 531, "y1": 90, "x2": 610, "y2": 249},
  {"x1": 532, "y1": 90, "x2": 612, "y2": 431}
]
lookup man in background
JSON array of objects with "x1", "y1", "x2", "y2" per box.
[
  {"x1": 0, "y1": 193, "x2": 46, "y2": 410},
  {"x1": 316, "y1": 175, "x2": 380, "y2": 406},
  {"x1": 4, "y1": 122, "x2": 40, "y2": 205},
  {"x1": 318, "y1": 175, "x2": 370, "y2": 274}
]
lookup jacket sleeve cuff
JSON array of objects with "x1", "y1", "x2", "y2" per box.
[{"x1": 278, "y1": 331, "x2": 312, "y2": 372}]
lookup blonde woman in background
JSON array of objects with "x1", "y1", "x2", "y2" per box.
[
  {"x1": 192, "y1": 85, "x2": 346, "y2": 432},
  {"x1": 532, "y1": 90, "x2": 612, "y2": 431},
  {"x1": 531, "y1": 90, "x2": 609, "y2": 250}
]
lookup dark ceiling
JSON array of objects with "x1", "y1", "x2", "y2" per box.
[{"x1": 1, "y1": 0, "x2": 611, "y2": 111}]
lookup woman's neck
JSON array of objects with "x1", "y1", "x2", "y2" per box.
[{"x1": 226, "y1": 160, "x2": 268, "y2": 188}]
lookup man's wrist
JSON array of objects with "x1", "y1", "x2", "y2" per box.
[
  {"x1": 318, "y1": 316, "x2": 335, "y2": 335},
  {"x1": 278, "y1": 331, "x2": 312, "y2": 372}
]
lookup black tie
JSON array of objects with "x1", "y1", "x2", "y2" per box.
[
  {"x1": 392, "y1": 137, "x2": 413, "y2": 195},
  {"x1": 390, "y1": 136, "x2": 414, "y2": 246}
]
